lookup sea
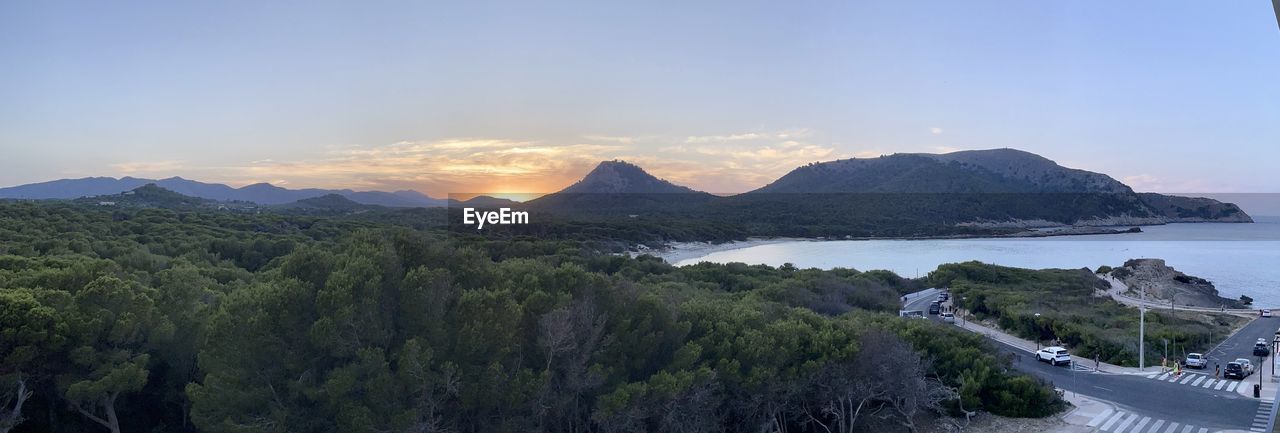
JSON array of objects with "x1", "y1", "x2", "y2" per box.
[{"x1": 672, "y1": 216, "x2": 1280, "y2": 307}]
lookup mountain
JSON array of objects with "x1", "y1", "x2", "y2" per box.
[
  {"x1": 753, "y1": 149, "x2": 1131, "y2": 194},
  {"x1": 746, "y1": 148, "x2": 1250, "y2": 226},
  {"x1": 557, "y1": 160, "x2": 705, "y2": 194},
  {"x1": 277, "y1": 193, "x2": 376, "y2": 212},
  {"x1": 0, "y1": 176, "x2": 446, "y2": 207},
  {"x1": 528, "y1": 160, "x2": 715, "y2": 215},
  {"x1": 73, "y1": 184, "x2": 219, "y2": 209},
  {"x1": 527, "y1": 150, "x2": 1249, "y2": 238}
]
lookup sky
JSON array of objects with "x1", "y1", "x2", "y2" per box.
[{"x1": 2, "y1": 0, "x2": 1279, "y2": 196}]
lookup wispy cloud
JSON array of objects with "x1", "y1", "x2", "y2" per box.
[
  {"x1": 930, "y1": 127, "x2": 944, "y2": 135},
  {"x1": 1119, "y1": 174, "x2": 1230, "y2": 193},
  {"x1": 110, "y1": 160, "x2": 186, "y2": 174}
]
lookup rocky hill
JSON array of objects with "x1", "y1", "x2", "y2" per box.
[
  {"x1": 556, "y1": 160, "x2": 705, "y2": 194},
  {"x1": 1111, "y1": 259, "x2": 1244, "y2": 308}
]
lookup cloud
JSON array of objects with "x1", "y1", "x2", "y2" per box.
[
  {"x1": 930, "y1": 127, "x2": 944, "y2": 135},
  {"x1": 582, "y1": 135, "x2": 641, "y2": 144},
  {"x1": 110, "y1": 160, "x2": 186, "y2": 174},
  {"x1": 108, "y1": 129, "x2": 884, "y2": 195},
  {"x1": 206, "y1": 139, "x2": 622, "y2": 195},
  {"x1": 1120, "y1": 174, "x2": 1230, "y2": 193}
]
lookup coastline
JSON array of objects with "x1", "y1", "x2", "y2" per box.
[
  {"x1": 648, "y1": 226, "x2": 1144, "y2": 264},
  {"x1": 644, "y1": 237, "x2": 812, "y2": 264}
]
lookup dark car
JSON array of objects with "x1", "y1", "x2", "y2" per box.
[
  {"x1": 1225, "y1": 362, "x2": 1249, "y2": 379},
  {"x1": 1255, "y1": 341, "x2": 1271, "y2": 357},
  {"x1": 928, "y1": 302, "x2": 941, "y2": 315}
]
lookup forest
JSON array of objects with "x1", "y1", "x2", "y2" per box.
[{"x1": 0, "y1": 202, "x2": 1064, "y2": 433}]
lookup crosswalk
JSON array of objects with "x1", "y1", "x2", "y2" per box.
[
  {"x1": 1086, "y1": 408, "x2": 1212, "y2": 433},
  {"x1": 1144, "y1": 372, "x2": 1243, "y2": 393},
  {"x1": 1249, "y1": 398, "x2": 1274, "y2": 433},
  {"x1": 1085, "y1": 398, "x2": 1275, "y2": 433}
]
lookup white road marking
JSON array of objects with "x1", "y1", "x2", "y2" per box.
[
  {"x1": 1191, "y1": 376, "x2": 1205, "y2": 386},
  {"x1": 1113, "y1": 414, "x2": 1137, "y2": 433},
  {"x1": 1179, "y1": 425, "x2": 1192, "y2": 433},
  {"x1": 1087, "y1": 408, "x2": 1115, "y2": 427},
  {"x1": 1201, "y1": 378, "x2": 1215, "y2": 388},
  {"x1": 1196, "y1": 428, "x2": 1207, "y2": 433},
  {"x1": 1179, "y1": 375, "x2": 1194, "y2": 384},
  {"x1": 1124, "y1": 416, "x2": 1150, "y2": 433},
  {"x1": 1100, "y1": 411, "x2": 1127, "y2": 431},
  {"x1": 1162, "y1": 422, "x2": 1179, "y2": 433},
  {"x1": 1157, "y1": 372, "x2": 1171, "y2": 380},
  {"x1": 1228, "y1": 381, "x2": 1240, "y2": 392},
  {"x1": 1215, "y1": 380, "x2": 1229, "y2": 390},
  {"x1": 1148, "y1": 419, "x2": 1165, "y2": 433}
]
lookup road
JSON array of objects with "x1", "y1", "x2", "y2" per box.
[
  {"x1": 1103, "y1": 275, "x2": 1263, "y2": 316},
  {"x1": 1206, "y1": 315, "x2": 1280, "y2": 377},
  {"x1": 903, "y1": 288, "x2": 1273, "y2": 432}
]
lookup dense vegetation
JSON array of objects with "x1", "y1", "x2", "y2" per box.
[
  {"x1": 0, "y1": 202, "x2": 1064, "y2": 433},
  {"x1": 934, "y1": 262, "x2": 1244, "y2": 366}
]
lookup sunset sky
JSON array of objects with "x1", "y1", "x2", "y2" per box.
[{"x1": 2, "y1": 1, "x2": 1279, "y2": 196}]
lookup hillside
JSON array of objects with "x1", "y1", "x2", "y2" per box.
[
  {"x1": 746, "y1": 149, "x2": 1248, "y2": 226},
  {"x1": 520, "y1": 150, "x2": 1251, "y2": 240},
  {"x1": 754, "y1": 149, "x2": 1132, "y2": 194},
  {"x1": 73, "y1": 184, "x2": 220, "y2": 209},
  {"x1": 557, "y1": 160, "x2": 706, "y2": 194},
  {"x1": 1111, "y1": 259, "x2": 1245, "y2": 308},
  {"x1": 527, "y1": 160, "x2": 716, "y2": 215},
  {"x1": 277, "y1": 193, "x2": 378, "y2": 212}
]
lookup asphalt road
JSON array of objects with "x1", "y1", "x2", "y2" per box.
[
  {"x1": 1205, "y1": 315, "x2": 1280, "y2": 377},
  {"x1": 996, "y1": 339, "x2": 1260, "y2": 431},
  {"x1": 902, "y1": 288, "x2": 1267, "y2": 431}
]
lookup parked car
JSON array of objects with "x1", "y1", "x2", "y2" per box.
[
  {"x1": 938, "y1": 292, "x2": 950, "y2": 302},
  {"x1": 1264, "y1": 309, "x2": 1273, "y2": 318},
  {"x1": 1185, "y1": 353, "x2": 1208, "y2": 369},
  {"x1": 899, "y1": 310, "x2": 925, "y2": 319},
  {"x1": 928, "y1": 302, "x2": 941, "y2": 315},
  {"x1": 1226, "y1": 359, "x2": 1255, "y2": 379},
  {"x1": 1036, "y1": 346, "x2": 1072, "y2": 366},
  {"x1": 941, "y1": 312, "x2": 955, "y2": 323}
]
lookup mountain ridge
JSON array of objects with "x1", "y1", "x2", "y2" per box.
[
  {"x1": 0, "y1": 176, "x2": 446, "y2": 207},
  {"x1": 533, "y1": 150, "x2": 1251, "y2": 228}
]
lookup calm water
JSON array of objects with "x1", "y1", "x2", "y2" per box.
[{"x1": 675, "y1": 216, "x2": 1280, "y2": 306}]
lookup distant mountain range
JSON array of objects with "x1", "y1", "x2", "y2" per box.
[
  {"x1": 0, "y1": 149, "x2": 1254, "y2": 230},
  {"x1": 0, "y1": 176, "x2": 447, "y2": 207}
]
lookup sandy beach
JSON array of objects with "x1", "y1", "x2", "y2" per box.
[{"x1": 644, "y1": 237, "x2": 811, "y2": 264}]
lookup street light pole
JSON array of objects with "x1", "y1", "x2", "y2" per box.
[
  {"x1": 1034, "y1": 313, "x2": 1042, "y2": 351},
  {"x1": 1140, "y1": 283, "x2": 1146, "y2": 371}
]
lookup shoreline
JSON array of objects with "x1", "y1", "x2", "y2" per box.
[
  {"x1": 648, "y1": 226, "x2": 1145, "y2": 265},
  {"x1": 644, "y1": 237, "x2": 812, "y2": 264}
]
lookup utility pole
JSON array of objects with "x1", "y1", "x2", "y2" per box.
[
  {"x1": 1140, "y1": 283, "x2": 1146, "y2": 371},
  {"x1": 1163, "y1": 338, "x2": 1168, "y2": 367}
]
